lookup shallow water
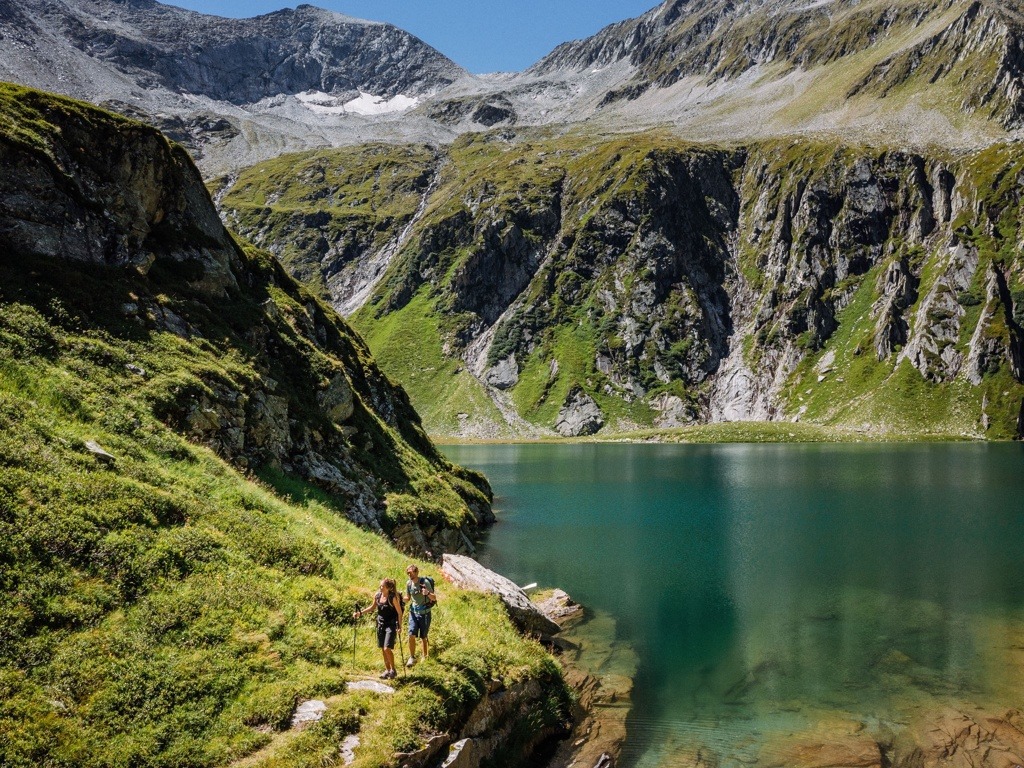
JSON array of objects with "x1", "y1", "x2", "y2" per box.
[{"x1": 442, "y1": 442, "x2": 1024, "y2": 768}]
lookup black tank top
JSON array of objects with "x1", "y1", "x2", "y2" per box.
[{"x1": 375, "y1": 591, "x2": 398, "y2": 626}]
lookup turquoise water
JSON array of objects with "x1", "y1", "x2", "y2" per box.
[{"x1": 442, "y1": 443, "x2": 1024, "y2": 767}]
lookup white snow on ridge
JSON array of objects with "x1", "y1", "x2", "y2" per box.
[{"x1": 296, "y1": 90, "x2": 419, "y2": 116}]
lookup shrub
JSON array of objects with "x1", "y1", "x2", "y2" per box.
[
  {"x1": 957, "y1": 290, "x2": 983, "y2": 307},
  {"x1": 214, "y1": 510, "x2": 332, "y2": 578}
]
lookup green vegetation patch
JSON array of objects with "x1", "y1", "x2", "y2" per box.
[{"x1": 217, "y1": 144, "x2": 438, "y2": 299}]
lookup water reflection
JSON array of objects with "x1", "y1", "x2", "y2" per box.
[{"x1": 445, "y1": 443, "x2": 1024, "y2": 768}]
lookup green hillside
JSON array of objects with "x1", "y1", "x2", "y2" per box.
[{"x1": 0, "y1": 83, "x2": 569, "y2": 767}]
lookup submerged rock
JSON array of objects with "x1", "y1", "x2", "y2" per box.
[{"x1": 534, "y1": 588, "x2": 584, "y2": 625}]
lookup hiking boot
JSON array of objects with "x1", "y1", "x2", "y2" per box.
[
  {"x1": 379, "y1": 670, "x2": 391, "y2": 679},
  {"x1": 405, "y1": 655, "x2": 416, "y2": 668}
]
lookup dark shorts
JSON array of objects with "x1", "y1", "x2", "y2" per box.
[
  {"x1": 377, "y1": 622, "x2": 398, "y2": 649},
  {"x1": 408, "y1": 611, "x2": 431, "y2": 638}
]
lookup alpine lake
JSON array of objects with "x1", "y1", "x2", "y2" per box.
[{"x1": 441, "y1": 442, "x2": 1024, "y2": 768}]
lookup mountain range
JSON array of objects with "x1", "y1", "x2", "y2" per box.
[{"x1": 1, "y1": 0, "x2": 1022, "y2": 440}]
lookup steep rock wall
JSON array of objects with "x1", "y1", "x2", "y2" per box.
[{"x1": 218, "y1": 133, "x2": 1024, "y2": 439}]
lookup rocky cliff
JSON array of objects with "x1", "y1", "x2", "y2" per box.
[
  {"x1": 0, "y1": 81, "x2": 494, "y2": 554},
  {"x1": 217, "y1": 132, "x2": 1024, "y2": 439}
]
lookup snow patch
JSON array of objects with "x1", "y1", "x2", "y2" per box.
[{"x1": 296, "y1": 90, "x2": 419, "y2": 116}]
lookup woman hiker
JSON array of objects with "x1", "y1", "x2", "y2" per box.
[{"x1": 353, "y1": 577, "x2": 403, "y2": 679}]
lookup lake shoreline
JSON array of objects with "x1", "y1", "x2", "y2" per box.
[{"x1": 431, "y1": 420, "x2": 1013, "y2": 445}]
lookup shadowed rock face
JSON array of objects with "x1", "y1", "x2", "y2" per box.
[{"x1": 0, "y1": 90, "x2": 239, "y2": 294}]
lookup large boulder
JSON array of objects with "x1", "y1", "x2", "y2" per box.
[{"x1": 441, "y1": 554, "x2": 559, "y2": 635}]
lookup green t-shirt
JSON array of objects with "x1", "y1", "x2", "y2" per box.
[{"x1": 406, "y1": 577, "x2": 434, "y2": 614}]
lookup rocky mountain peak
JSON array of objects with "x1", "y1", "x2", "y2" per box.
[
  {"x1": 513, "y1": 0, "x2": 1024, "y2": 146},
  {"x1": 289, "y1": 3, "x2": 374, "y2": 25},
  {"x1": 1, "y1": 0, "x2": 466, "y2": 104}
]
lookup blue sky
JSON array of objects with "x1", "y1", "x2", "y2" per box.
[{"x1": 167, "y1": 1, "x2": 659, "y2": 73}]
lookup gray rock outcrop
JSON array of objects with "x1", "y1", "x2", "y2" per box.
[
  {"x1": 556, "y1": 388, "x2": 604, "y2": 437},
  {"x1": 650, "y1": 393, "x2": 696, "y2": 428},
  {"x1": 485, "y1": 355, "x2": 519, "y2": 390},
  {"x1": 441, "y1": 554, "x2": 560, "y2": 635},
  {"x1": 0, "y1": 89, "x2": 240, "y2": 296}
]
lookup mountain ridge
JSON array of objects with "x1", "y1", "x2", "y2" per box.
[
  {"x1": 3, "y1": 0, "x2": 464, "y2": 104},
  {"x1": 5, "y1": 0, "x2": 1024, "y2": 173}
]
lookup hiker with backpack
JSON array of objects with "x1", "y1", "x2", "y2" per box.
[
  {"x1": 404, "y1": 564, "x2": 436, "y2": 667},
  {"x1": 353, "y1": 577, "x2": 404, "y2": 679}
]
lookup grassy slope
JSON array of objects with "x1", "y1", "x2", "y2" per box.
[
  {"x1": 352, "y1": 291, "x2": 507, "y2": 435},
  {"x1": 0, "y1": 340, "x2": 561, "y2": 767},
  {"x1": 0, "y1": 84, "x2": 568, "y2": 767},
  {"x1": 216, "y1": 144, "x2": 438, "y2": 301}
]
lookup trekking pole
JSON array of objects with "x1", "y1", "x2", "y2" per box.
[
  {"x1": 352, "y1": 604, "x2": 363, "y2": 669},
  {"x1": 397, "y1": 623, "x2": 406, "y2": 672}
]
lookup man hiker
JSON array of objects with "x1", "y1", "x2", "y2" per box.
[{"x1": 405, "y1": 564, "x2": 435, "y2": 667}]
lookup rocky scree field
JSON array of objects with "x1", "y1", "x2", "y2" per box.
[
  {"x1": 0, "y1": 82, "x2": 572, "y2": 767},
  {"x1": 215, "y1": 131, "x2": 1024, "y2": 440}
]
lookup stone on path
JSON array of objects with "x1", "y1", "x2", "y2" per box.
[
  {"x1": 290, "y1": 699, "x2": 327, "y2": 729},
  {"x1": 347, "y1": 679, "x2": 395, "y2": 695},
  {"x1": 341, "y1": 735, "x2": 359, "y2": 766}
]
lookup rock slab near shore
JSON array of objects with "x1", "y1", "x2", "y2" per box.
[{"x1": 441, "y1": 554, "x2": 560, "y2": 635}]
